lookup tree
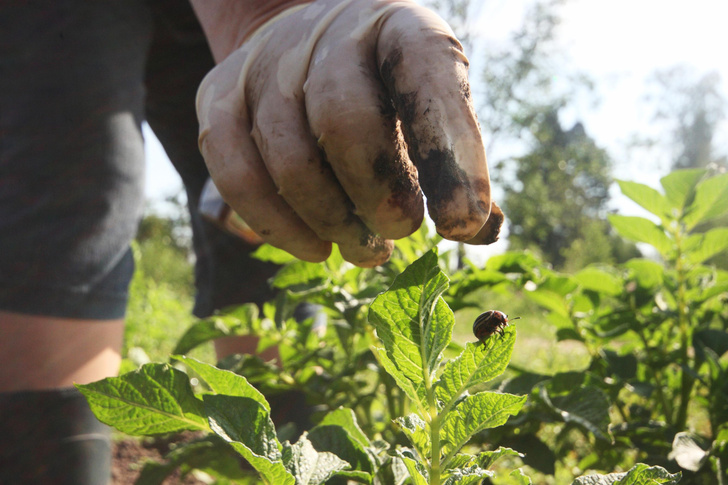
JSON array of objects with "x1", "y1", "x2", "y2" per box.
[
  {"x1": 501, "y1": 108, "x2": 629, "y2": 268},
  {"x1": 646, "y1": 67, "x2": 728, "y2": 269},
  {"x1": 472, "y1": 0, "x2": 636, "y2": 268},
  {"x1": 649, "y1": 66, "x2": 727, "y2": 170}
]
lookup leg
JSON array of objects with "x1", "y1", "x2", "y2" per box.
[
  {"x1": 0, "y1": 313, "x2": 124, "y2": 485},
  {"x1": 0, "y1": 312, "x2": 124, "y2": 392},
  {"x1": 0, "y1": 1, "x2": 152, "y2": 482}
]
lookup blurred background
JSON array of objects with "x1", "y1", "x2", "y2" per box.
[{"x1": 130, "y1": 0, "x2": 727, "y2": 362}]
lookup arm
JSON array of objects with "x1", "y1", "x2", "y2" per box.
[{"x1": 189, "y1": 0, "x2": 311, "y2": 62}]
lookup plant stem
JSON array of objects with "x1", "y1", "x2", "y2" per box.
[
  {"x1": 418, "y1": 293, "x2": 441, "y2": 485},
  {"x1": 424, "y1": 360, "x2": 441, "y2": 485},
  {"x1": 634, "y1": 320, "x2": 673, "y2": 423},
  {"x1": 429, "y1": 411, "x2": 442, "y2": 485},
  {"x1": 673, "y1": 228, "x2": 694, "y2": 431},
  {"x1": 718, "y1": 458, "x2": 725, "y2": 485}
]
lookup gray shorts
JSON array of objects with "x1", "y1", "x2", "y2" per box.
[{"x1": 0, "y1": 0, "x2": 278, "y2": 319}]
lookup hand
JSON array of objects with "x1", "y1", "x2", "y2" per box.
[{"x1": 195, "y1": 0, "x2": 502, "y2": 267}]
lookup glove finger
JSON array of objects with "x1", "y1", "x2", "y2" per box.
[
  {"x1": 304, "y1": 9, "x2": 424, "y2": 240},
  {"x1": 377, "y1": 4, "x2": 494, "y2": 242},
  {"x1": 197, "y1": 63, "x2": 332, "y2": 262},
  {"x1": 462, "y1": 202, "x2": 504, "y2": 245},
  {"x1": 248, "y1": 87, "x2": 394, "y2": 267}
]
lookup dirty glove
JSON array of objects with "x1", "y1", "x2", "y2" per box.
[{"x1": 196, "y1": 0, "x2": 502, "y2": 267}]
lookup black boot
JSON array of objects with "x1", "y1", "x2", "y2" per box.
[{"x1": 0, "y1": 387, "x2": 112, "y2": 485}]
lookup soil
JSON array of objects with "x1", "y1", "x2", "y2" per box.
[{"x1": 111, "y1": 432, "x2": 206, "y2": 485}]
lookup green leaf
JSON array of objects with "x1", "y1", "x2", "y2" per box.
[
  {"x1": 283, "y1": 434, "x2": 351, "y2": 485},
  {"x1": 608, "y1": 215, "x2": 672, "y2": 256},
  {"x1": 625, "y1": 259, "x2": 664, "y2": 289},
  {"x1": 684, "y1": 227, "x2": 728, "y2": 264},
  {"x1": 498, "y1": 434, "x2": 554, "y2": 475},
  {"x1": 173, "y1": 304, "x2": 258, "y2": 355},
  {"x1": 571, "y1": 463, "x2": 681, "y2": 484},
  {"x1": 660, "y1": 168, "x2": 705, "y2": 210},
  {"x1": 449, "y1": 269, "x2": 508, "y2": 300},
  {"x1": 395, "y1": 449, "x2": 428, "y2": 485},
  {"x1": 173, "y1": 318, "x2": 235, "y2": 355},
  {"x1": 371, "y1": 346, "x2": 428, "y2": 415},
  {"x1": 538, "y1": 382, "x2": 612, "y2": 442},
  {"x1": 484, "y1": 251, "x2": 542, "y2": 274},
  {"x1": 369, "y1": 249, "x2": 452, "y2": 384},
  {"x1": 600, "y1": 349, "x2": 637, "y2": 380},
  {"x1": 435, "y1": 329, "x2": 516, "y2": 406},
  {"x1": 683, "y1": 172, "x2": 728, "y2": 229},
  {"x1": 442, "y1": 466, "x2": 493, "y2": 485},
  {"x1": 394, "y1": 414, "x2": 431, "y2": 460},
  {"x1": 76, "y1": 363, "x2": 207, "y2": 435},
  {"x1": 691, "y1": 270, "x2": 728, "y2": 303},
  {"x1": 616, "y1": 180, "x2": 673, "y2": 220},
  {"x1": 271, "y1": 260, "x2": 329, "y2": 292},
  {"x1": 694, "y1": 329, "x2": 728, "y2": 361},
  {"x1": 172, "y1": 356, "x2": 269, "y2": 411},
  {"x1": 252, "y1": 244, "x2": 298, "y2": 264},
  {"x1": 539, "y1": 274, "x2": 580, "y2": 296},
  {"x1": 440, "y1": 392, "x2": 526, "y2": 457},
  {"x1": 525, "y1": 288, "x2": 569, "y2": 317},
  {"x1": 575, "y1": 267, "x2": 624, "y2": 296},
  {"x1": 477, "y1": 447, "x2": 524, "y2": 470},
  {"x1": 307, "y1": 425, "x2": 373, "y2": 477},
  {"x1": 204, "y1": 394, "x2": 294, "y2": 485},
  {"x1": 316, "y1": 407, "x2": 370, "y2": 448},
  {"x1": 615, "y1": 464, "x2": 682, "y2": 485},
  {"x1": 509, "y1": 468, "x2": 533, "y2": 485}
]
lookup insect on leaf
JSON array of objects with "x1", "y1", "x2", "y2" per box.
[{"x1": 435, "y1": 329, "x2": 516, "y2": 406}]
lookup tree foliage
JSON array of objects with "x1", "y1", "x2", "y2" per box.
[
  {"x1": 648, "y1": 66, "x2": 727, "y2": 171},
  {"x1": 502, "y1": 109, "x2": 637, "y2": 268},
  {"x1": 472, "y1": 0, "x2": 636, "y2": 268}
]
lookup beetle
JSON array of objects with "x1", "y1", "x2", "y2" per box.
[{"x1": 473, "y1": 310, "x2": 520, "y2": 343}]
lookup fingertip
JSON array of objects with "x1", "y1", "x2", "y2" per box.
[
  {"x1": 338, "y1": 236, "x2": 394, "y2": 268},
  {"x1": 461, "y1": 202, "x2": 505, "y2": 246},
  {"x1": 287, "y1": 240, "x2": 333, "y2": 263},
  {"x1": 429, "y1": 171, "x2": 491, "y2": 241}
]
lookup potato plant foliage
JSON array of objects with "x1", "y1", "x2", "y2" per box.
[
  {"x1": 72, "y1": 169, "x2": 726, "y2": 484},
  {"x1": 449, "y1": 169, "x2": 727, "y2": 483}
]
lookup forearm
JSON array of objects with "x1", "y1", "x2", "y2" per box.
[{"x1": 189, "y1": 0, "x2": 312, "y2": 62}]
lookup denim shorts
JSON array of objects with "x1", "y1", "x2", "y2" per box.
[{"x1": 0, "y1": 0, "x2": 278, "y2": 319}]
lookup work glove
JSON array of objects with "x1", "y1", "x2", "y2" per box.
[{"x1": 196, "y1": 0, "x2": 503, "y2": 267}]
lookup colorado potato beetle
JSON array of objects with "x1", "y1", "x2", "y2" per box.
[{"x1": 473, "y1": 310, "x2": 520, "y2": 343}]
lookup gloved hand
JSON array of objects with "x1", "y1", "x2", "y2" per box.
[{"x1": 195, "y1": 0, "x2": 502, "y2": 267}]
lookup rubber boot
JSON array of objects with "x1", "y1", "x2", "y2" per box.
[{"x1": 0, "y1": 387, "x2": 112, "y2": 485}]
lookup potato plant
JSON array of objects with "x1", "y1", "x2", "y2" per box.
[
  {"x1": 452, "y1": 169, "x2": 727, "y2": 483},
  {"x1": 73, "y1": 176, "x2": 700, "y2": 483}
]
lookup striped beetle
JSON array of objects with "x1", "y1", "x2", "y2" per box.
[{"x1": 473, "y1": 310, "x2": 520, "y2": 343}]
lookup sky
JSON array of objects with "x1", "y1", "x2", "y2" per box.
[
  {"x1": 143, "y1": 0, "x2": 728, "y2": 246},
  {"x1": 553, "y1": 0, "x2": 727, "y2": 178}
]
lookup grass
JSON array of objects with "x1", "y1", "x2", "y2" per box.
[{"x1": 122, "y1": 240, "x2": 214, "y2": 372}]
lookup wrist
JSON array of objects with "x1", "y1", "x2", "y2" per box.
[{"x1": 190, "y1": 0, "x2": 313, "y2": 62}]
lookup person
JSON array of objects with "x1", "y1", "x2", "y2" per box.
[{"x1": 0, "y1": 0, "x2": 500, "y2": 483}]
